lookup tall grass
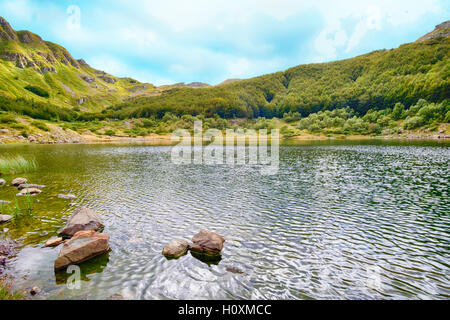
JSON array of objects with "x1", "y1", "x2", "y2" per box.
[
  {"x1": 0, "y1": 279, "x2": 24, "y2": 300},
  {"x1": 0, "y1": 156, "x2": 37, "y2": 175}
]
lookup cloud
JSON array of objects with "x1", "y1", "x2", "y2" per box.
[{"x1": 0, "y1": 0, "x2": 448, "y2": 85}]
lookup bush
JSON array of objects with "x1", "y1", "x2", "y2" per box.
[
  {"x1": 24, "y1": 85, "x2": 50, "y2": 98},
  {"x1": 0, "y1": 114, "x2": 17, "y2": 124},
  {"x1": 104, "y1": 129, "x2": 115, "y2": 136},
  {"x1": 392, "y1": 102, "x2": 405, "y2": 120},
  {"x1": 30, "y1": 121, "x2": 49, "y2": 131},
  {"x1": 403, "y1": 116, "x2": 425, "y2": 130}
]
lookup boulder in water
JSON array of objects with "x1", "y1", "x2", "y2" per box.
[
  {"x1": 18, "y1": 187, "x2": 42, "y2": 195},
  {"x1": 0, "y1": 215, "x2": 12, "y2": 223},
  {"x1": 11, "y1": 178, "x2": 27, "y2": 186},
  {"x1": 189, "y1": 229, "x2": 225, "y2": 255},
  {"x1": 44, "y1": 237, "x2": 64, "y2": 247},
  {"x1": 54, "y1": 230, "x2": 110, "y2": 270},
  {"x1": 18, "y1": 184, "x2": 46, "y2": 190},
  {"x1": 162, "y1": 239, "x2": 189, "y2": 258},
  {"x1": 58, "y1": 194, "x2": 77, "y2": 200},
  {"x1": 59, "y1": 207, "x2": 104, "y2": 238}
]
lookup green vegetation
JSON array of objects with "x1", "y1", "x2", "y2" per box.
[
  {"x1": 295, "y1": 100, "x2": 448, "y2": 135},
  {"x1": 24, "y1": 85, "x2": 49, "y2": 98},
  {"x1": 0, "y1": 17, "x2": 448, "y2": 140},
  {"x1": 0, "y1": 155, "x2": 37, "y2": 175},
  {"x1": 30, "y1": 120, "x2": 49, "y2": 131},
  {"x1": 0, "y1": 279, "x2": 24, "y2": 300},
  {"x1": 94, "y1": 36, "x2": 449, "y2": 122}
]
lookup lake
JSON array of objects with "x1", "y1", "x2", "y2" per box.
[{"x1": 0, "y1": 140, "x2": 449, "y2": 300}]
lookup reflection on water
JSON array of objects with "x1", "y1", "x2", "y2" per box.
[
  {"x1": 54, "y1": 253, "x2": 110, "y2": 285},
  {"x1": 0, "y1": 140, "x2": 449, "y2": 300}
]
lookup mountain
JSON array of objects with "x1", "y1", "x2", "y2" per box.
[
  {"x1": 0, "y1": 17, "x2": 449, "y2": 122},
  {"x1": 0, "y1": 16, "x2": 158, "y2": 113},
  {"x1": 102, "y1": 21, "x2": 449, "y2": 120}
]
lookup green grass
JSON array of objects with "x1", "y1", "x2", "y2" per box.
[
  {"x1": 0, "y1": 279, "x2": 24, "y2": 300},
  {"x1": 0, "y1": 155, "x2": 37, "y2": 175}
]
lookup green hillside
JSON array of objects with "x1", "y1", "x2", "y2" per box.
[
  {"x1": 99, "y1": 21, "x2": 449, "y2": 120},
  {"x1": 0, "y1": 16, "x2": 448, "y2": 140},
  {"x1": 0, "y1": 16, "x2": 157, "y2": 116}
]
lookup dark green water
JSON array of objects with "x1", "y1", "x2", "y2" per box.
[{"x1": 0, "y1": 140, "x2": 449, "y2": 300}]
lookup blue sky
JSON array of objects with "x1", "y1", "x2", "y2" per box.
[{"x1": 0, "y1": 0, "x2": 449, "y2": 85}]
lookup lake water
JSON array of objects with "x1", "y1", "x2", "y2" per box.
[{"x1": 0, "y1": 140, "x2": 449, "y2": 300}]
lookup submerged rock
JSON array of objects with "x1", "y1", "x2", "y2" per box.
[
  {"x1": 11, "y1": 177, "x2": 27, "y2": 186},
  {"x1": 0, "y1": 215, "x2": 12, "y2": 223},
  {"x1": 54, "y1": 230, "x2": 110, "y2": 270},
  {"x1": 59, "y1": 207, "x2": 104, "y2": 238},
  {"x1": 189, "y1": 229, "x2": 225, "y2": 256},
  {"x1": 58, "y1": 194, "x2": 77, "y2": 200},
  {"x1": 226, "y1": 267, "x2": 244, "y2": 274},
  {"x1": 45, "y1": 237, "x2": 64, "y2": 247},
  {"x1": 162, "y1": 239, "x2": 189, "y2": 258},
  {"x1": 18, "y1": 184, "x2": 46, "y2": 190},
  {"x1": 30, "y1": 287, "x2": 41, "y2": 295},
  {"x1": 18, "y1": 187, "x2": 42, "y2": 195}
]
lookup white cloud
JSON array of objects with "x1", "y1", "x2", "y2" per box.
[{"x1": 0, "y1": 0, "x2": 447, "y2": 84}]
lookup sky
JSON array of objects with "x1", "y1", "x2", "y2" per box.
[{"x1": 0, "y1": 0, "x2": 449, "y2": 86}]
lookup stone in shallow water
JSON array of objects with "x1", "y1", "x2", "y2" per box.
[
  {"x1": 189, "y1": 229, "x2": 225, "y2": 255},
  {"x1": 11, "y1": 177, "x2": 27, "y2": 186},
  {"x1": 162, "y1": 239, "x2": 189, "y2": 258},
  {"x1": 54, "y1": 230, "x2": 110, "y2": 270},
  {"x1": 59, "y1": 207, "x2": 104, "y2": 238},
  {"x1": 0, "y1": 215, "x2": 12, "y2": 223},
  {"x1": 18, "y1": 187, "x2": 42, "y2": 195},
  {"x1": 45, "y1": 237, "x2": 64, "y2": 247},
  {"x1": 18, "y1": 183, "x2": 46, "y2": 190},
  {"x1": 58, "y1": 194, "x2": 77, "y2": 200}
]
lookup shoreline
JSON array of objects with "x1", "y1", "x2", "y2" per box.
[{"x1": 0, "y1": 132, "x2": 449, "y2": 146}]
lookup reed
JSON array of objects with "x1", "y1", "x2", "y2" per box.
[{"x1": 0, "y1": 155, "x2": 37, "y2": 175}]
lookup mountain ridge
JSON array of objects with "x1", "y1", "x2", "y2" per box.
[{"x1": 0, "y1": 17, "x2": 449, "y2": 122}]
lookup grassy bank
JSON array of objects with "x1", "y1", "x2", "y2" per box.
[
  {"x1": 0, "y1": 155, "x2": 37, "y2": 175},
  {"x1": 0, "y1": 278, "x2": 24, "y2": 300}
]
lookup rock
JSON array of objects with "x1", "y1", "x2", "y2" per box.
[
  {"x1": 58, "y1": 194, "x2": 77, "y2": 200},
  {"x1": 162, "y1": 240, "x2": 189, "y2": 258},
  {"x1": 0, "y1": 179, "x2": 6, "y2": 186},
  {"x1": 11, "y1": 178, "x2": 27, "y2": 186},
  {"x1": 0, "y1": 215, "x2": 12, "y2": 223},
  {"x1": 226, "y1": 267, "x2": 244, "y2": 274},
  {"x1": 59, "y1": 207, "x2": 104, "y2": 238},
  {"x1": 189, "y1": 230, "x2": 225, "y2": 255},
  {"x1": 54, "y1": 230, "x2": 110, "y2": 270},
  {"x1": 107, "y1": 293, "x2": 124, "y2": 300},
  {"x1": 0, "y1": 200, "x2": 10, "y2": 204},
  {"x1": 18, "y1": 187, "x2": 42, "y2": 195},
  {"x1": 0, "y1": 129, "x2": 10, "y2": 134},
  {"x1": 18, "y1": 184, "x2": 46, "y2": 190},
  {"x1": 30, "y1": 287, "x2": 40, "y2": 295},
  {"x1": 45, "y1": 237, "x2": 63, "y2": 247}
]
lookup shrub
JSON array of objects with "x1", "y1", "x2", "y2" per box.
[
  {"x1": 24, "y1": 85, "x2": 50, "y2": 98},
  {"x1": 104, "y1": 129, "x2": 116, "y2": 136},
  {"x1": 30, "y1": 121, "x2": 49, "y2": 131},
  {"x1": 403, "y1": 116, "x2": 425, "y2": 130},
  {"x1": 0, "y1": 114, "x2": 17, "y2": 124},
  {"x1": 392, "y1": 102, "x2": 405, "y2": 120}
]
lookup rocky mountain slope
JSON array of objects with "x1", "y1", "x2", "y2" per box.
[{"x1": 0, "y1": 17, "x2": 160, "y2": 112}]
